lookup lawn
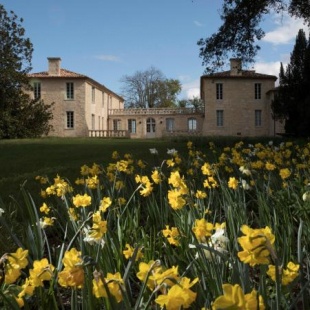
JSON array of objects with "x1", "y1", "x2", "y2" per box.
[{"x1": 0, "y1": 137, "x2": 192, "y2": 204}]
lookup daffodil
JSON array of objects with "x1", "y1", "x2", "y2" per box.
[
  {"x1": 123, "y1": 244, "x2": 143, "y2": 260},
  {"x1": 267, "y1": 261, "x2": 299, "y2": 285},
  {"x1": 162, "y1": 225, "x2": 180, "y2": 246},
  {"x1": 29, "y1": 258, "x2": 55, "y2": 287},
  {"x1": 228, "y1": 177, "x2": 238, "y2": 190},
  {"x1": 212, "y1": 283, "x2": 265, "y2": 309},
  {"x1": 99, "y1": 196, "x2": 112, "y2": 212},
  {"x1": 72, "y1": 193, "x2": 92, "y2": 208},
  {"x1": 58, "y1": 248, "x2": 84, "y2": 288},
  {"x1": 237, "y1": 225, "x2": 275, "y2": 266},
  {"x1": 192, "y1": 219, "x2": 214, "y2": 242}
]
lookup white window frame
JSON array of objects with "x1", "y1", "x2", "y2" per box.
[
  {"x1": 216, "y1": 110, "x2": 224, "y2": 127},
  {"x1": 188, "y1": 118, "x2": 197, "y2": 131},
  {"x1": 146, "y1": 118, "x2": 156, "y2": 133},
  {"x1": 216, "y1": 83, "x2": 223, "y2": 100},
  {"x1": 166, "y1": 118, "x2": 174, "y2": 132},
  {"x1": 66, "y1": 111, "x2": 74, "y2": 129},
  {"x1": 113, "y1": 119, "x2": 121, "y2": 130},
  {"x1": 255, "y1": 110, "x2": 262, "y2": 127},
  {"x1": 128, "y1": 119, "x2": 136, "y2": 133},
  {"x1": 66, "y1": 82, "x2": 74, "y2": 99},
  {"x1": 255, "y1": 83, "x2": 261, "y2": 100},
  {"x1": 92, "y1": 86, "x2": 95, "y2": 103},
  {"x1": 33, "y1": 82, "x2": 41, "y2": 99}
]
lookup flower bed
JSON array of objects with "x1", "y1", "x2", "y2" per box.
[{"x1": 1, "y1": 140, "x2": 309, "y2": 309}]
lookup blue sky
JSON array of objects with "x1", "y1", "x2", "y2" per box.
[{"x1": 2, "y1": 0, "x2": 309, "y2": 99}]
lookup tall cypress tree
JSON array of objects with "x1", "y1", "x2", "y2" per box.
[{"x1": 272, "y1": 29, "x2": 310, "y2": 136}]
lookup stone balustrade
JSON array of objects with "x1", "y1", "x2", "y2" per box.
[
  {"x1": 89, "y1": 130, "x2": 130, "y2": 138},
  {"x1": 108, "y1": 107, "x2": 204, "y2": 115}
]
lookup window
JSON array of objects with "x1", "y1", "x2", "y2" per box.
[
  {"x1": 102, "y1": 92, "x2": 105, "y2": 108},
  {"x1": 216, "y1": 110, "x2": 224, "y2": 127},
  {"x1": 66, "y1": 82, "x2": 74, "y2": 99},
  {"x1": 255, "y1": 110, "x2": 262, "y2": 126},
  {"x1": 166, "y1": 118, "x2": 174, "y2": 132},
  {"x1": 113, "y1": 119, "x2": 121, "y2": 130},
  {"x1": 92, "y1": 86, "x2": 95, "y2": 103},
  {"x1": 146, "y1": 118, "x2": 156, "y2": 133},
  {"x1": 66, "y1": 111, "x2": 74, "y2": 128},
  {"x1": 128, "y1": 119, "x2": 136, "y2": 133},
  {"x1": 91, "y1": 114, "x2": 95, "y2": 130},
  {"x1": 188, "y1": 118, "x2": 197, "y2": 131},
  {"x1": 255, "y1": 83, "x2": 261, "y2": 99},
  {"x1": 216, "y1": 83, "x2": 223, "y2": 100},
  {"x1": 33, "y1": 82, "x2": 41, "y2": 99}
]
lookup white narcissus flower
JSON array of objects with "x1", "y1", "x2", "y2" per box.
[
  {"x1": 241, "y1": 179, "x2": 250, "y2": 190},
  {"x1": 167, "y1": 148, "x2": 178, "y2": 155},
  {"x1": 239, "y1": 166, "x2": 251, "y2": 176},
  {"x1": 302, "y1": 191, "x2": 310, "y2": 202},
  {"x1": 83, "y1": 227, "x2": 105, "y2": 248},
  {"x1": 149, "y1": 148, "x2": 158, "y2": 155},
  {"x1": 0, "y1": 208, "x2": 4, "y2": 216}
]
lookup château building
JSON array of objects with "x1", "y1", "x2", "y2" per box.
[{"x1": 28, "y1": 57, "x2": 284, "y2": 138}]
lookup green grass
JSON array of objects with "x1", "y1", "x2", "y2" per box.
[
  {"x1": 0, "y1": 136, "x2": 293, "y2": 204},
  {"x1": 0, "y1": 137, "x2": 192, "y2": 203}
]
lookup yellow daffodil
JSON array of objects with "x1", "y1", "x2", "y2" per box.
[
  {"x1": 58, "y1": 248, "x2": 84, "y2": 288},
  {"x1": 228, "y1": 177, "x2": 238, "y2": 190},
  {"x1": 237, "y1": 225, "x2": 275, "y2": 266},
  {"x1": 212, "y1": 283, "x2": 265, "y2": 309},
  {"x1": 72, "y1": 193, "x2": 92, "y2": 208},
  {"x1": 29, "y1": 258, "x2": 55, "y2": 287},
  {"x1": 267, "y1": 261, "x2": 300, "y2": 285},
  {"x1": 123, "y1": 244, "x2": 143, "y2": 260},
  {"x1": 192, "y1": 219, "x2": 214, "y2": 242},
  {"x1": 99, "y1": 196, "x2": 112, "y2": 212}
]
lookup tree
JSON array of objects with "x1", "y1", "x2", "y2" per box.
[
  {"x1": 120, "y1": 67, "x2": 181, "y2": 108},
  {"x1": 272, "y1": 29, "x2": 310, "y2": 136},
  {"x1": 198, "y1": 0, "x2": 310, "y2": 73},
  {"x1": 0, "y1": 4, "x2": 53, "y2": 138}
]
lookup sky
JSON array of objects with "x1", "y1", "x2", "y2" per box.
[{"x1": 2, "y1": 0, "x2": 309, "y2": 100}]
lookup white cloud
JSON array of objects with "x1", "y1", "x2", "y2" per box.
[
  {"x1": 96, "y1": 54, "x2": 121, "y2": 62},
  {"x1": 181, "y1": 78, "x2": 200, "y2": 99},
  {"x1": 263, "y1": 14, "x2": 309, "y2": 45},
  {"x1": 254, "y1": 61, "x2": 281, "y2": 77},
  {"x1": 194, "y1": 20, "x2": 204, "y2": 27}
]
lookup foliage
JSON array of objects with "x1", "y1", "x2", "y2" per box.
[
  {"x1": 178, "y1": 96, "x2": 205, "y2": 112},
  {"x1": 0, "y1": 4, "x2": 53, "y2": 139},
  {"x1": 272, "y1": 29, "x2": 310, "y2": 137},
  {"x1": 0, "y1": 139, "x2": 310, "y2": 309},
  {"x1": 197, "y1": 0, "x2": 310, "y2": 73},
  {"x1": 120, "y1": 67, "x2": 181, "y2": 108}
]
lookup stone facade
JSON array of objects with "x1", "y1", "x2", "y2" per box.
[
  {"x1": 28, "y1": 57, "x2": 284, "y2": 138},
  {"x1": 28, "y1": 58, "x2": 124, "y2": 137},
  {"x1": 200, "y1": 59, "x2": 284, "y2": 137}
]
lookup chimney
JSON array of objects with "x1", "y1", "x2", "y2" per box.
[
  {"x1": 48, "y1": 57, "x2": 61, "y2": 76},
  {"x1": 230, "y1": 58, "x2": 242, "y2": 76}
]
